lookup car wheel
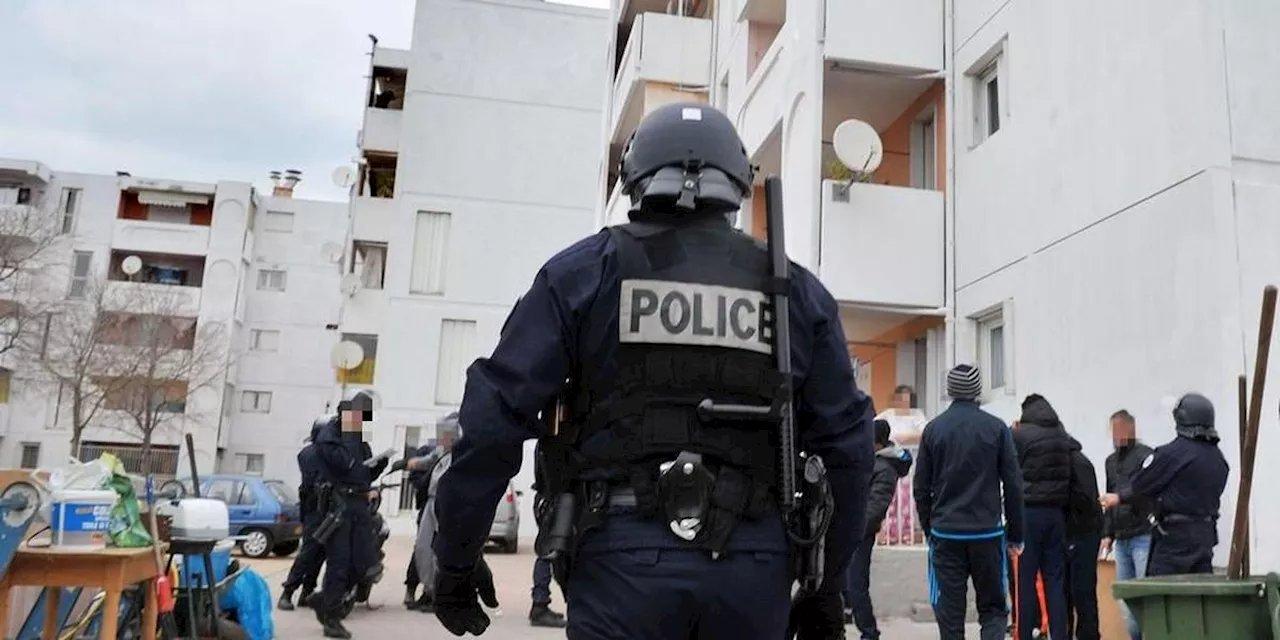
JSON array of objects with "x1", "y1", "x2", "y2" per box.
[
  {"x1": 240, "y1": 528, "x2": 273, "y2": 559},
  {"x1": 501, "y1": 537, "x2": 519, "y2": 554},
  {"x1": 273, "y1": 540, "x2": 301, "y2": 557}
]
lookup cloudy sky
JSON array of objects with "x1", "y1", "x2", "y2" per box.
[{"x1": 0, "y1": 0, "x2": 608, "y2": 201}]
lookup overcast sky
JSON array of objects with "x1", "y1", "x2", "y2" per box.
[{"x1": 0, "y1": 0, "x2": 608, "y2": 202}]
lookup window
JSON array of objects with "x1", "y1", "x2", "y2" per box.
[
  {"x1": 913, "y1": 337, "x2": 929, "y2": 407},
  {"x1": 236, "y1": 453, "x2": 265, "y2": 476},
  {"x1": 249, "y1": 329, "x2": 280, "y2": 352},
  {"x1": 256, "y1": 269, "x2": 287, "y2": 292},
  {"x1": 68, "y1": 251, "x2": 93, "y2": 299},
  {"x1": 976, "y1": 310, "x2": 1007, "y2": 395},
  {"x1": 435, "y1": 319, "x2": 476, "y2": 405},
  {"x1": 266, "y1": 481, "x2": 297, "y2": 505},
  {"x1": 338, "y1": 333, "x2": 379, "y2": 385},
  {"x1": 351, "y1": 241, "x2": 387, "y2": 290},
  {"x1": 241, "y1": 390, "x2": 272, "y2": 413},
  {"x1": 263, "y1": 211, "x2": 294, "y2": 233},
  {"x1": 61, "y1": 188, "x2": 81, "y2": 234},
  {"x1": 971, "y1": 47, "x2": 1005, "y2": 146},
  {"x1": 910, "y1": 109, "x2": 937, "y2": 190},
  {"x1": 410, "y1": 211, "x2": 450, "y2": 295},
  {"x1": 19, "y1": 443, "x2": 40, "y2": 470},
  {"x1": 147, "y1": 205, "x2": 192, "y2": 225},
  {"x1": 207, "y1": 480, "x2": 239, "y2": 503},
  {"x1": 0, "y1": 368, "x2": 10, "y2": 404}
]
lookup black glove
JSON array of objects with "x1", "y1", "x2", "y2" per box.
[
  {"x1": 786, "y1": 588, "x2": 846, "y2": 640},
  {"x1": 434, "y1": 557, "x2": 500, "y2": 636},
  {"x1": 390, "y1": 458, "x2": 408, "y2": 473}
]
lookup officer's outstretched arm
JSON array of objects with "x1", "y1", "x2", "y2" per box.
[
  {"x1": 1123, "y1": 449, "x2": 1181, "y2": 502},
  {"x1": 793, "y1": 271, "x2": 876, "y2": 589},
  {"x1": 433, "y1": 233, "x2": 608, "y2": 571}
]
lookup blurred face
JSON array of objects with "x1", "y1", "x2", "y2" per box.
[
  {"x1": 439, "y1": 432, "x2": 456, "y2": 451},
  {"x1": 892, "y1": 391, "x2": 913, "y2": 411},
  {"x1": 341, "y1": 410, "x2": 363, "y2": 430},
  {"x1": 1111, "y1": 417, "x2": 1136, "y2": 447}
]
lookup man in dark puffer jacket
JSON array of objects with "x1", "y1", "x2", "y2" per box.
[
  {"x1": 842, "y1": 420, "x2": 912, "y2": 638},
  {"x1": 1011, "y1": 394, "x2": 1073, "y2": 640}
]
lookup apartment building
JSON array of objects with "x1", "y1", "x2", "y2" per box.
[
  {"x1": 0, "y1": 158, "x2": 347, "y2": 486},
  {"x1": 339, "y1": 0, "x2": 606, "y2": 525},
  {"x1": 600, "y1": 0, "x2": 1280, "y2": 570}
]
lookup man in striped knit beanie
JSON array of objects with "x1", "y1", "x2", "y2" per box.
[{"x1": 913, "y1": 364, "x2": 1026, "y2": 640}]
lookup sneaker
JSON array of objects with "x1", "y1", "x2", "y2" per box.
[{"x1": 529, "y1": 605, "x2": 567, "y2": 628}]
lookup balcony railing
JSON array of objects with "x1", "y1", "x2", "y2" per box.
[
  {"x1": 823, "y1": 0, "x2": 945, "y2": 74},
  {"x1": 112, "y1": 220, "x2": 211, "y2": 257},
  {"x1": 362, "y1": 108, "x2": 402, "y2": 154},
  {"x1": 818, "y1": 180, "x2": 944, "y2": 308}
]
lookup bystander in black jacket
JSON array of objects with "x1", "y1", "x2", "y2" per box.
[
  {"x1": 1012, "y1": 394, "x2": 1074, "y2": 506},
  {"x1": 1065, "y1": 436, "x2": 1103, "y2": 540},
  {"x1": 1102, "y1": 442, "x2": 1155, "y2": 540},
  {"x1": 864, "y1": 443, "x2": 912, "y2": 538}
]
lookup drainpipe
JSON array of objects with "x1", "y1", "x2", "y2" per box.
[{"x1": 942, "y1": 0, "x2": 959, "y2": 369}]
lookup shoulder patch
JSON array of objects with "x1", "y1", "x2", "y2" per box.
[
  {"x1": 1142, "y1": 453, "x2": 1154, "y2": 469},
  {"x1": 619, "y1": 279, "x2": 773, "y2": 355}
]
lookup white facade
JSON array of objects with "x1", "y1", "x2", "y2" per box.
[
  {"x1": 599, "y1": 0, "x2": 1280, "y2": 570},
  {"x1": 342, "y1": 0, "x2": 607, "y2": 528},
  {"x1": 0, "y1": 159, "x2": 348, "y2": 487}
]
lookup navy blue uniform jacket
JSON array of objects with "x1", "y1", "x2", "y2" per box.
[{"x1": 432, "y1": 224, "x2": 875, "y2": 586}]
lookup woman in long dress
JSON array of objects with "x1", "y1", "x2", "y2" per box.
[{"x1": 875, "y1": 385, "x2": 928, "y2": 545}]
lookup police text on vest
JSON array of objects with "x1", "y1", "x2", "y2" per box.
[{"x1": 619, "y1": 279, "x2": 773, "y2": 355}]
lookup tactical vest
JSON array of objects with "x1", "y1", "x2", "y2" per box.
[{"x1": 570, "y1": 220, "x2": 783, "y2": 514}]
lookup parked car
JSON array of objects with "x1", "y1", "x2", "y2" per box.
[
  {"x1": 488, "y1": 481, "x2": 521, "y2": 554},
  {"x1": 165, "y1": 474, "x2": 303, "y2": 559}
]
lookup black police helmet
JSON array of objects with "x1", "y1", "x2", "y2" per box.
[
  {"x1": 1173, "y1": 392, "x2": 1215, "y2": 429},
  {"x1": 619, "y1": 102, "x2": 754, "y2": 216},
  {"x1": 310, "y1": 414, "x2": 336, "y2": 442}
]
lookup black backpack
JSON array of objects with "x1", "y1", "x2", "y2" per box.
[{"x1": 1066, "y1": 451, "x2": 1103, "y2": 538}]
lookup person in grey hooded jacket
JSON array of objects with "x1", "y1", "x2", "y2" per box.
[{"x1": 843, "y1": 419, "x2": 913, "y2": 639}]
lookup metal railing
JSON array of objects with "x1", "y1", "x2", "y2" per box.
[{"x1": 78, "y1": 441, "x2": 179, "y2": 481}]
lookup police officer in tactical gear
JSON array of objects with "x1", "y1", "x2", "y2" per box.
[
  {"x1": 310, "y1": 389, "x2": 388, "y2": 638},
  {"x1": 278, "y1": 416, "x2": 332, "y2": 611},
  {"x1": 1100, "y1": 393, "x2": 1229, "y2": 576},
  {"x1": 430, "y1": 102, "x2": 874, "y2": 639}
]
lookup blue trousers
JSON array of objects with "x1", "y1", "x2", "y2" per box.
[
  {"x1": 1017, "y1": 507, "x2": 1067, "y2": 640},
  {"x1": 532, "y1": 557, "x2": 554, "y2": 607},
  {"x1": 566, "y1": 547, "x2": 790, "y2": 639}
]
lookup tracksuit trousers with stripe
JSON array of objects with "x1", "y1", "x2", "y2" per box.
[{"x1": 929, "y1": 535, "x2": 1009, "y2": 640}]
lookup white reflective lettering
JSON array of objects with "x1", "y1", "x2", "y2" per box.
[{"x1": 619, "y1": 279, "x2": 773, "y2": 355}]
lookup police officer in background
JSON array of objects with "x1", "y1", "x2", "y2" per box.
[
  {"x1": 311, "y1": 389, "x2": 388, "y2": 639},
  {"x1": 277, "y1": 417, "x2": 332, "y2": 611},
  {"x1": 430, "y1": 102, "x2": 874, "y2": 638},
  {"x1": 1100, "y1": 393, "x2": 1229, "y2": 576}
]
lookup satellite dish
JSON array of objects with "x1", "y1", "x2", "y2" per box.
[
  {"x1": 320, "y1": 242, "x2": 344, "y2": 264},
  {"x1": 332, "y1": 166, "x2": 356, "y2": 189},
  {"x1": 330, "y1": 341, "x2": 365, "y2": 370},
  {"x1": 121, "y1": 255, "x2": 143, "y2": 275},
  {"x1": 339, "y1": 273, "x2": 363, "y2": 297},
  {"x1": 831, "y1": 119, "x2": 884, "y2": 175}
]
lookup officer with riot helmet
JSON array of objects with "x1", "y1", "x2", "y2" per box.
[
  {"x1": 278, "y1": 416, "x2": 333, "y2": 611},
  {"x1": 309, "y1": 389, "x2": 389, "y2": 639},
  {"x1": 430, "y1": 102, "x2": 875, "y2": 639},
  {"x1": 1100, "y1": 393, "x2": 1229, "y2": 576}
]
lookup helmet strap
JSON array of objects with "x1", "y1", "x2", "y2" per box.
[{"x1": 675, "y1": 161, "x2": 703, "y2": 211}]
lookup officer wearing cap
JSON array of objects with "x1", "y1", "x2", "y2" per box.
[
  {"x1": 310, "y1": 389, "x2": 388, "y2": 638},
  {"x1": 1100, "y1": 393, "x2": 1229, "y2": 576},
  {"x1": 278, "y1": 416, "x2": 333, "y2": 611},
  {"x1": 430, "y1": 102, "x2": 874, "y2": 639}
]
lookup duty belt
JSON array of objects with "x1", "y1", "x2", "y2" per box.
[{"x1": 1160, "y1": 513, "x2": 1214, "y2": 525}]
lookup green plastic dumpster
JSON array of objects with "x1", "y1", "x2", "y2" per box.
[{"x1": 1112, "y1": 573, "x2": 1280, "y2": 640}]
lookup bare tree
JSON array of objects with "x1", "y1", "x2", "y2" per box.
[
  {"x1": 33, "y1": 276, "x2": 230, "y2": 466},
  {"x1": 0, "y1": 196, "x2": 68, "y2": 356}
]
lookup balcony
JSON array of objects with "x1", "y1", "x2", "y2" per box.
[
  {"x1": 609, "y1": 12, "x2": 713, "y2": 144},
  {"x1": 112, "y1": 220, "x2": 211, "y2": 257},
  {"x1": 361, "y1": 108, "x2": 402, "y2": 154},
  {"x1": 738, "y1": 38, "x2": 788, "y2": 156},
  {"x1": 818, "y1": 181, "x2": 944, "y2": 309},
  {"x1": 352, "y1": 195, "x2": 397, "y2": 243},
  {"x1": 0, "y1": 159, "x2": 52, "y2": 185},
  {"x1": 823, "y1": 0, "x2": 944, "y2": 74},
  {"x1": 103, "y1": 281, "x2": 203, "y2": 318}
]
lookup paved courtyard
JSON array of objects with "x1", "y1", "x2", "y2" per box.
[{"x1": 250, "y1": 534, "x2": 982, "y2": 639}]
